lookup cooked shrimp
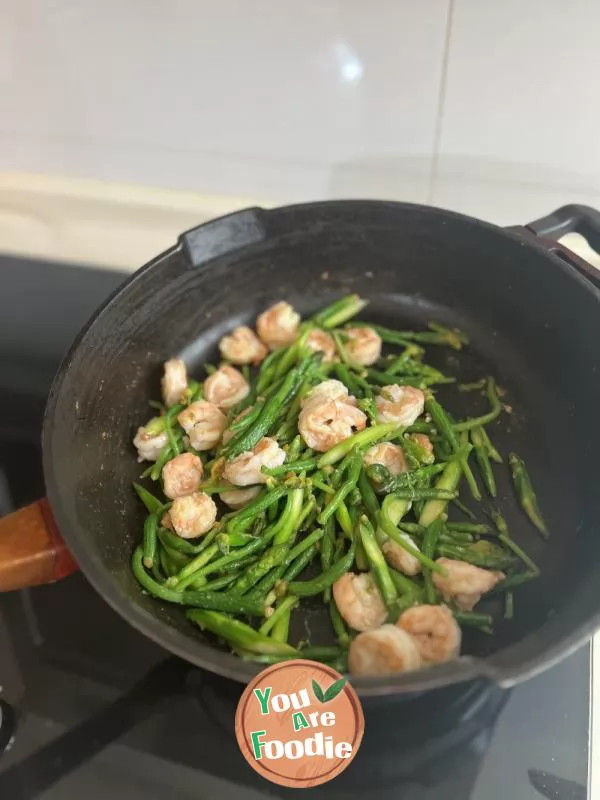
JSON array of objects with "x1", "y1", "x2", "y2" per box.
[
  {"x1": 256, "y1": 301, "x2": 301, "y2": 349},
  {"x1": 306, "y1": 329, "x2": 336, "y2": 362},
  {"x1": 363, "y1": 442, "x2": 407, "y2": 480},
  {"x1": 375, "y1": 384, "x2": 425, "y2": 426},
  {"x1": 204, "y1": 365, "x2": 249, "y2": 409},
  {"x1": 382, "y1": 534, "x2": 421, "y2": 576},
  {"x1": 332, "y1": 572, "x2": 387, "y2": 632},
  {"x1": 397, "y1": 604, "x2": 461, "y2": 664},
  {"x1": 222, "y1": 406, "x2": 253, "y2": 446},
  {"x1": 433, "y1": 558, "x2": 505, "y2": 611},
  {"x1": 177, "y1": 401, "x2": 227, "y2": 450},
  {"x1": 409, "y1": 432, "x2": 434, "y2": 455},
  {"x1": 161, "y1": 358, "x2": 188, "y2": 408},
  {"x1": 344, "y1": 326, "x2": 382, "y2": 366},
  {"x1": 161, "y1": 511, "x2": 173, "y2": 530},
  {"x1": 301, "y1": 379, "x2": 353, "y2": 408},
  {"x1": 348, "y1": 625, "x2": 422, "y2": 676},
  {"x1": 220, "y1": 485, "x2": 261, "y2": 509},
  {"x1": 222, "y1": 437, "x2": 286, "y2": 486},
  {"x1": 133, "y1": 426, "x2": 168, "y2": 462},
  {"x1": 219, "y1": 326, "x2": 268, "y2": 365},
  {"x1": 170, "y1": 492, "x2": 217, "y2": 539},
  {"x1": 299, "y1": 397, "x2": 366, "y2": 452},
  {"x1": 161, "y1": 452, "x2": 204, "y2": 499}
]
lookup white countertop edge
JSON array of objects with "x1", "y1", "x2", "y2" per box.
[
  {"x1": 1, "y1": 172, "x2": 600, "y2": 274},
  {"x1": 0, "y1": 171, "x2": 268, "y2": 271}
]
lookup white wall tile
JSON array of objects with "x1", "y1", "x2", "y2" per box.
[
  {"x1": 431, "y1": 172, "x2": 600, "y2": 228},
  {"x1": 1, "y1": 0, "x2": 450, "y2": 203},
  {"x1": 432, "y1": 0, "x2": 600, "y2": 222}
]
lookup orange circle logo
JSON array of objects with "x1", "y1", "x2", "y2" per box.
[{"x1": 235, "y1": 659, "x2": 364, "y2": 788}]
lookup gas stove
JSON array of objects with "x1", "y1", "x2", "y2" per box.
[{"x1": 0, "y1": 253, "x2": 592, "y2": 800}]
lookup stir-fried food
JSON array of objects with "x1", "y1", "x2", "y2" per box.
[
  {"x1": 219, "y1": 326, "x2": 268, "y2": 365},
  {"x1": 131, "y1": 295, "x2": 547, "y2": 676},
  {"x1": 332, "y1": 572, "x2": 388, "y2": 632},
  {"x1": 396, "y1": 604, "x2": 462, "y2": 665}
]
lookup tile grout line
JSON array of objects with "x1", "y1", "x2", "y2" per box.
[{"x1": 427, "y1": 0, "x2": 455, "y2": 205}]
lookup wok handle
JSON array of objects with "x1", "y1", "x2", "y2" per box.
[
  {"x1": 526, "y1": 204, "x2": 600, "y2": 249},
  {"x1": 0, "y1": 499, "x2": 78, "y2": 591},
  {"x1": 522, "y1": 204, "x2": 600, "y2": 290}
]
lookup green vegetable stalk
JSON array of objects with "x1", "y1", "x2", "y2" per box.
[
  {"x1": 132, "y1": 548, "x2": 265, "y2": 615},
  {"x1": 358, "y1": 516, "x2": 399, "y2": 612},
  {"x1": 134, "y1": 483, "x2": 167, "y2": 515},
  {"x1": 142, "y1": 513, "x2": 159, "y2": 568},
  {"x1": 288, "y1": 541, "x2": 356, "y2": 597},
  {"x1": 313, "y1": 294, "x2": 367, "y2": 328},
  {"x1": 422, "y1": 518, "x2": 444, "y2": 603},
  {"x1": 317, "y1": 422, "x2": 401, "y2": 467},
  {"x1": 419, "y1": 458, "x2": 463, "y2": 526},
  {"x1": 453, "y1": 378, "x2": 502, "y2": 432},
  {"x1": 187, "y1": 609, "x2": 298, "y2": 655},
  {"x1": 471, "y1": 426, "x2": 497, "y2": 497},
  {"x1": 509, "y1": 452, "x2": 549, "y2": 538},
  {"x1": 378, "y1": 498, "x2": 446, "y2": 574},
  {"x1": 260, "y1": 595, "x2": 299, "y2": 636}
]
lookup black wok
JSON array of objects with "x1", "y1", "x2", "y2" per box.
[{"x1": 2, "y1": 200, "x2": 600, "y2": 697}]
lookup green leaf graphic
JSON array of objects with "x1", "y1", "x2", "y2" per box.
[
  {"x1": 323, "y1": 677, "x2": 347, "y2": 702},
  {"x1": 312, "y1": 679, "x2": 325, "y2": 703}
]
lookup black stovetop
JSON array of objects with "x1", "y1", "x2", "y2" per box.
[{"x1": 0, "y1": 254, "x2": 590, "y2": 800}]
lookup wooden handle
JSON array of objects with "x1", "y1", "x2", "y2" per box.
[{"x1": 0, "y1": 498, "x2": 78, "y2": 591}]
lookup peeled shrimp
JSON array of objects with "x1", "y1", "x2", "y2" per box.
[
  {"x1": 222, "y1": 406, "x2": 253, "y2": 446},
  {"x1": 348, "y1": 625, "x2": 422, "y2": 676},
  {"x1": 177, "y1": 401, "x2": 227, "y2": 451},
  {"x1": 433, "y1": 558, "x2": 505, "y2": 611},
  {"x1": 222, "y1": 437, "x2": 286, "y2": 486},
  {"x1": 344, "y1": 326, "x2": 382, "y2": 366},
  {"x1": 161, "y1": 358, "x2": 188, "y2": 408},
  {"x1": 397, "y1": 604, "x2": 461, "y2": 664},
  {"x1": 363, "y1": 442, "x2": 407, "y2": 480},
  {"x1": 220, "y1": 485, "x2": 261, "y2": 509},
  {"x1": 219, "y1": 326, "x2": 267, "y2": 365},
  {"x1": 306, "y1": 329, "x2": 336, "y2": 362},
  {"x1": 409, "y1": 432, "x2": 434, "y2": 455},
  {"x1": 256, "y1": 301, "x2": 300, "y2": 349},
  {"x1": 161, "y1": 452, "x2": 204, "y2": 500},
  {"x1": 298, "y1": 397, "x2": 366, "y2": 452},
  {"x1": 133, "y1": 425, "x2": 168, "y2": 462},
  {"x1": 204, "y1": 365, "x2": 249, "y2": 409},
  {"x1": 332, "y1": 572, "x2": 387, "y2": 632},
  {"x1": 301, "y1": 379, "x2": 353, "y2": 408},
  {"x1": 375, "y1": 384, "x2": 425, "y2": 426},
  {"x1": 170, "y1": 492, "x2": 217, "y2": 539},
  {"x1": 382, "y1": 534, "x2": 421, "y2": 576}
]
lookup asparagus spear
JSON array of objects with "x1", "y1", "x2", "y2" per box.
[{"x1": 509, "y1": 452, "x2": 549, "y2": 538}]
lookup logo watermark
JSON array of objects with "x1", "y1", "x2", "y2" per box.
[{"x1": 235, "y1": 659, "x2": 364, "y2": 788}]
